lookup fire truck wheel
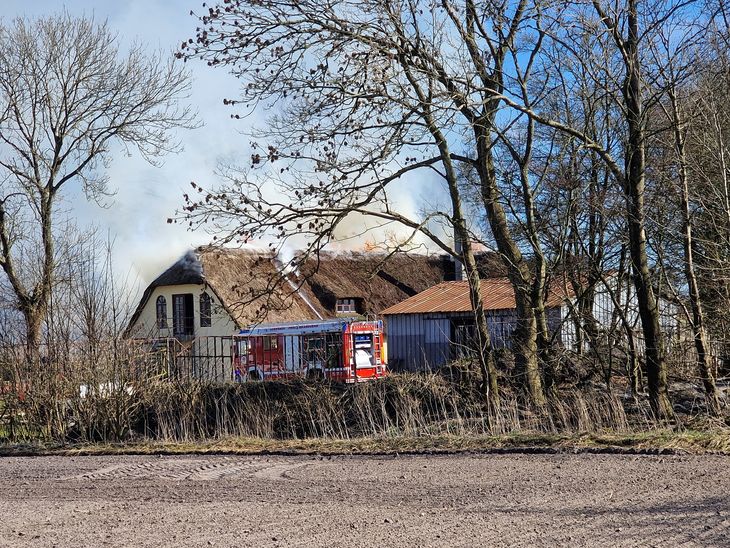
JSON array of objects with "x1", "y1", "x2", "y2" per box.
[
  {"x1": 247, "y1": 369, "x2": 262, "y2": 381},
  {"x1": 306, "y1": 368, "x2": 323, "y2": 380}
]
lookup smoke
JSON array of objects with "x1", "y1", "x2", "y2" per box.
[
  {"x1": 277, "y1": 240, "x2": 299, "y2": 275},
  {"x1": 178, "y1": 249, "x2": 204, "y2": 277},
  {"x1": 328, "y1": 168, "x2": 452, "y2": 253},
  {"x1": 126, "y1": 242, "x2": 192, "y2": 285}
]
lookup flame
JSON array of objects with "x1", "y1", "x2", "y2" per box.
[{"x1": 363, "y1": 239, "x2": 379, "y2": 252}]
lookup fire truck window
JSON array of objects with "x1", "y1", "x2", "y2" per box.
[
  {"x1": 270, "y1": 336, "x2": 278, "y2": 350},
  {"x1": 326, "y1": 334, "x2": 342, "y2": 368},
  {"x1": 306, "y1": 337, "x2": 323, "y2": 350},
  {"x1": 238, "y1": 339, "x2": 249, "y2": 354},
  {"x1": 263, "y1": 337, "x2": 271, "y2": 351},
  {"x1": 306, "y1": 336, "x2": 324, "y2": 363},
  {"x1": 354, "y1": 334, "x2": 374, "y2": 367}
]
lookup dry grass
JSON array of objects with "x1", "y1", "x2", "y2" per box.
[
  {"x1": 3, "y1": 369, "x2": 646, "y2": 444},
  {"x1": 2, "y1": 429, "x2": 728, "y2": 457},
  {"x1": 2, "y1": 341, "x2": 727, "y2": 452},
  {"x1": 130, "y1": 373, "x2": 646, "y2": 443}
]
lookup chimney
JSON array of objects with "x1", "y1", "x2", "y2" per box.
[{"x1": 453, "y1": 228, "x2": 464, "y2": 281}]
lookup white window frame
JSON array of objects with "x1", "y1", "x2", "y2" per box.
[{"x1": 336, "y1": 298, "x2": 357, "y2": 314}]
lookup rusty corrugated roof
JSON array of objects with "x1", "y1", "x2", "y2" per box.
[{"x1": 381, "y1": 279, "x2": 570, "y2": 315}]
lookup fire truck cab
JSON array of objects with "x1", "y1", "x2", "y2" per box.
[{"x1": 232, "y1": 318, "x2": 386, "y2": 383}]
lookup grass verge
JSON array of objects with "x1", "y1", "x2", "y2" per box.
[{"x1": 1, "y1": 429, "x2": 728, "y2": 458}]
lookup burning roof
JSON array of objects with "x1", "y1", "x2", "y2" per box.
[
  {"x1": 297, "y1": 251, "x2": 454, "y2": 315},
  {"x1": 127, "y1": 246, "x2": 487, "y2": 334}
]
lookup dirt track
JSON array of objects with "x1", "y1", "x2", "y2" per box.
[{"x1": 0, "y1": 452, "x2": 728, "y2": 547}]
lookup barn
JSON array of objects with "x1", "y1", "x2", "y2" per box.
[
  {"x1": 381, "y1": 279, "x2": 573, "y2": 371},
  {"x1": 382, "y1": 276, "x2": 681, "y2": 372}
]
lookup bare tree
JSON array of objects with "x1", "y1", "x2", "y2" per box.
[
  {"x1": 179, "y1": 0, "x2": 730, "y2": 417},
  {"x1": 687, "y1": 64, "x2": 730, "y2": 345},
  {"x1": 178, "y1": 0, "x2": 569, "y2": 406},
  {"x1": 668, "y1": 15, "x2": 730, "y2": 402},
  {"x1": 535, "y1": 70, "x2": 639, "y2": 393},
  {"x1": 649, "y1": 39, "x2": 722, "y2": 413},
  {"x1": 488, "y1": 0, "x2": 715, "y2": 418},
  {"x1": 0, "y1": 14, "x2": 196, "y2": 361}
]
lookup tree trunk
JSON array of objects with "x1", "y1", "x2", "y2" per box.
[
  {"x1": 687, "y1": 294, "x2": 720, "y2": 415},
  {"x1": 462, "y1": 244, "x2": 500, "y2": 406},
  {"x1": 477, "y1": 124, "x2": 545, "y2": 406},
  {"x1": 534, "y1": 278, "x2": 557, "y2": 393},
  {"x1": 623, "y1": 1, "x2": 672, "y2": 419},
  {"x1": 514, "y1": 288, "x2": 544, "y2": 404},
  {"x1": 611, "y1": 245, "x2": 641, "y2": 396},
  {"x1": 624, "y1": 308, "x2": 641, "y2": 398},
  {"x1": 518, "y1": 142, "x2": 555, "y2": 395},
  {"x1": 669, "y1": 90, "x2": 721, "y2": 415},
  {"x1": 432, "y1": 126, "x2": 500, "y2": 406},
  {"x1": 20, "y1": 301, "x2": 44, "y2": 368},
  {"x1": 625, "y1": 128, "x2": 671, "y2": 419}
]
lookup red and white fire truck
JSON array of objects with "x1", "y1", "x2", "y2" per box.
[{"x1": 232, "y1": 318, "x2": 387, "y2": 383}]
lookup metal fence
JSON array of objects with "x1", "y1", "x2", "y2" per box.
[{"x1": 0, "y1": 336, "x2": 236, "y2": 385}]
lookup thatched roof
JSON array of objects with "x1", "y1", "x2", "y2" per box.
[
  {"x1": 200, "y1": 247, "x2": 325, "y2": 325},
  {"x1": 145, "y1": 249, "x2": 205, "y2": 286},
  {"x1": 125, "y1": 246, "x2": 512, "y2": 335},
  {"x1": 125, "y1": 251, "x2": 205, "y2": 336},
  {"x1": 298, "y1": 251, "x2": 453, "y2": 315},
  {"x1": 126, "y1": 247, "x2": 324, "y2": 335}
]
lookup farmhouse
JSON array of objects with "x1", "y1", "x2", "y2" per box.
[
  {"x1": 124, "y1": 245, "x2": 515, "y2": 339},
  {"x1": 124, "y1": 246, "x2": 489, "y2": 379},
  {"x1": 127, "y1": 246, "x2": 681, "y2": 377},
  {"x1": 124, "y1": 246, "x2": 471, "y2": 339},
  {"x1": 126, "y1": 248, "x2": 312, "y2": 341}
]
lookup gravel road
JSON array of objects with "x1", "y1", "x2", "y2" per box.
[{"x1": 0, "y1": 452, "x2": 728, "y2": 547}]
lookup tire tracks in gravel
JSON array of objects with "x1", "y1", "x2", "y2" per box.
[
  {"x1": 66, "y1": 456, "x2": 312, "y2": 482},
  {"x1": 2, "y1": 453, "x2": 729, "y2": 547}
]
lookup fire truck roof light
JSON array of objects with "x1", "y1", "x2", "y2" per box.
[{"x1": 237, "y1": 317, "x2": 379, "y2": 337}]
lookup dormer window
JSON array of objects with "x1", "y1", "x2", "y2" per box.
[
  {"x1": 336, "y1": 298, "x2": 357, "y2": 315},
  {"x1": 156, "y1": 296, "x2": 168, "y2": 329}
]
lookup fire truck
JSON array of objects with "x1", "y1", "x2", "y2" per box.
[{"x1": 232, "y1": 318, "x2": 387, "y2": 383}]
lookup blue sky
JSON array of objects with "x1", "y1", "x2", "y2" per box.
[
  {"x1": 1, "y1": 0, "x2": 253, "y2": 284},
  {"x1": 1, "y1": 1, "x2": 453, "y2": 294}
]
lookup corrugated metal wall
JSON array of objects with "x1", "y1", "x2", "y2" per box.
[
  {"x1": 384, "y1": 313, "x2": 452, "y2": 371},
  {"x1": 385, "y1": 308, "x2": 568, "y2": 372},
  {"x1": 553, "y1": 280, "x2": 680, "y2": 354}
]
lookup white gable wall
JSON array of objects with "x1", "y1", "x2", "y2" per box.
[{"x1": 127, "y1": 283, "x2": 238, "y2": 339}]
